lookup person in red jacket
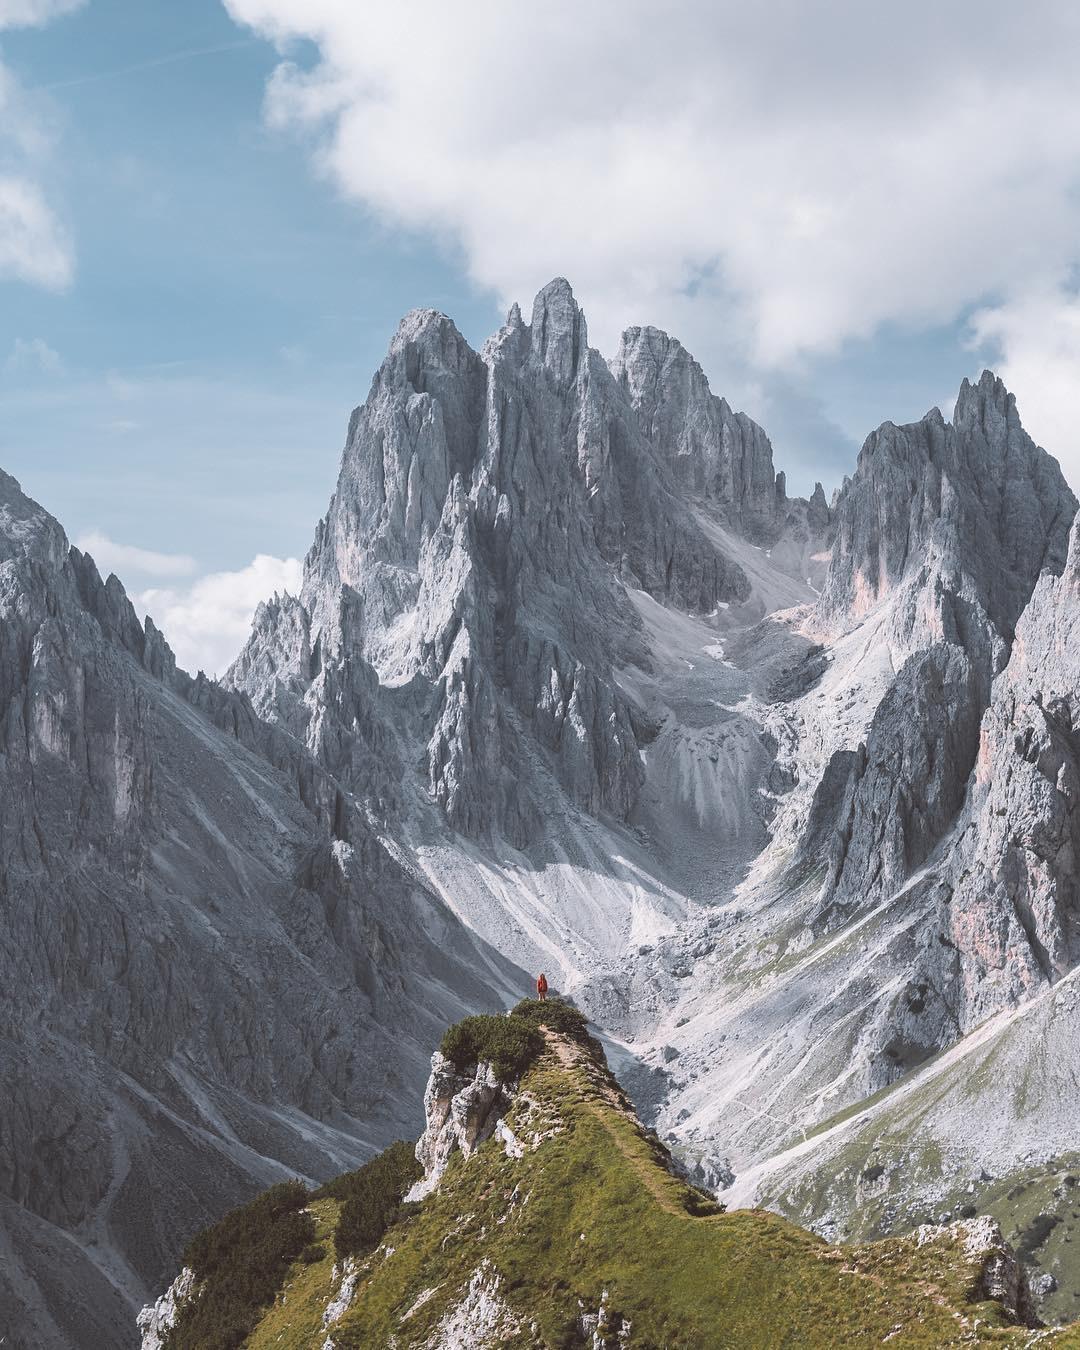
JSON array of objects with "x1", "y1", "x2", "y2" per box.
[{"x1": 536, "y1": 972, "x2": 548, "y2": 1002}]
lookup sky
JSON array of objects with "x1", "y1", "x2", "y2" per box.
[{"x1": 2, "y1": 1, "x2": 1080, "y2": 674}]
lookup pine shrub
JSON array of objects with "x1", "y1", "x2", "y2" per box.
[
  {"x1": 511, "y1": 998, "x2": 592, "y2": 1043},
  {"x1": 323, "y1": 1140, "x2": 423, "y2": 1260},
  {"x1": 165, "y1": 1180, "x2": 313, "y2": 1350},
  {"x1": 439, "y1": 1013, "x2": 543, "y2": 1081}
]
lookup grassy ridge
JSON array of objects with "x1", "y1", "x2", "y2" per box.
[
  {"x1": 327, "y1": 1034, "x2": 1037, "y2": 1347},
  {"x1": 164, "y1": 1002, "x2": 1062, "y2": 1347}
]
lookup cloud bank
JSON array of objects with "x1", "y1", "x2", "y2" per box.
[
  {"x1": 224, "y1": 0, "x2": 1080, "y2": 477},
  {"x1": 0, "y1": 1, "x2": 84, "y2": 24}
]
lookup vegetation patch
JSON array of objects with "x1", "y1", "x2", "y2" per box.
[
  {"x1": 511, "y1": 998, "x2": 603, "y2": 1057},
  {"x1": 316, "y1": 1140, "x2": 423, "y2": 1260},
  {"x1": 164, "y1": 1180, "x2": 314, "y2": 1350},
  {"x1": 243, "y1": 1198, "x2": 342, "y2": 1350},
  {"x1": 440, "y1": 1012, "x2": 544, "y2": 1081}
]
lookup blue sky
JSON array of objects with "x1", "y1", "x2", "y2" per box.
[
  {"x1": 0, "y1": 0, "x2": 502, "y2": 575},
  {"x1": 2, "y1": 1, "x2": 1079, "y2": 672}
]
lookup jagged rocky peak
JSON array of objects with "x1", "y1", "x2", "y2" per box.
[
  {"x1": 611, "y1": 323, "x2": 782, "y2": 540},
  {"x1": 802, "y1": 372, "x2": 1074, "y2": 950},
  {"x1": 807, "y1": 480, "x2": 830, "y2": 531},
  {"x1": 0, "y1": 467, "x2": 71, "y2": 579},
  {"x1": 820, "y1": 368, "x2": 1077, "y2": 644},
  {"x1": 796, "y1": 369, "x2": 1079, "y2": 1087},
  {"x1": 231, "y1": 277, "x2": 806, "y2": 845},
  {"x1": 528, "y1": 275, "x2": 588, "y2": 385}
]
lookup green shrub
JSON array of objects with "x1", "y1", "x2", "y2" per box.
[
  {"x1": 511, "y1": 998, "x2": 594, "y2": 1045},
  {"x1": 439, "y1": 1014, "x2": 544, "y2": 1081},
  {"x1": 321, "y1": 1140, "x2": 424, "y2": 1260},
  {"x1": 164, "y1": 1180, "x2": 313, "y2": 1350},
  {"x1": 511, "y1": 998, "x2": 607, "y2": 1065},
  {"x1": 299, "y1": 1243, "x2": 326, "y2": 1264}
]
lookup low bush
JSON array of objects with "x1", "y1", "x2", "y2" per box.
[
  {"x1": 165, "y1": 1180, "x2": 313, "y2": 1350},
  {"x1": 321, "y1": 1140, "x2": 423, "y2": 1260},
  {"x1": 439, "y1": 1013, "x2": 543, "y2": 1081},
  {"x1": 511, "y1": 998, "x2": 597, "y2": 1048}
]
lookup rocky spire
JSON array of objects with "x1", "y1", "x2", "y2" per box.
[
  {"x1": 529, "y1": 276, "x2": 587, "y2": 387},
  {"x1": 820, "y1": 372, "x2": 1076, "y2": 642},
  {"x1": 611, "y1": 324, "x2": 781, "y2": 540},
  {"x1": 807, "y1": 373, "x2": 1077, "y2": 945}
]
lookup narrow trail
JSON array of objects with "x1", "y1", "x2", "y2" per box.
[{"x1": 547, "y1": 1032, "x2": 707, "y2": 1219}]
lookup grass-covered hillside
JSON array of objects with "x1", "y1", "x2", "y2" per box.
[{"x1": 153, "y1": 1002, "x2": 1080, "y2": 1348}]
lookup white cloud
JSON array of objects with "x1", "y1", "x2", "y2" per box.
[
  {"x1": 0, "y1": 177, "x2": 71, "y2": 288},
  {"x1": 222, "y1": 0, "x2": 1080, "y2": 443},
  {"x1": 136, "y1": 554, "x2": 303, "y2": 677},
  {"x1": 969, "y1": 286, "x2": 1080, "y2": 483},
  {"x1": 75, "y1": 529, "x2": 197, "y2": 579},
  {"x1": 0, "y1": 3, "x2": 80, "y2": 288},
  {"x1": 0, "y1": 0, "x2": 83, "y2": 29},
  {"x1": 4, "y1": 334, "x2": 62, "y2": 375}
]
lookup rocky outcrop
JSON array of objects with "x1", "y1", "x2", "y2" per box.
[
  {"x1": 612, "y1": 324, "x2": 781, "y2": 541},
  {"x1": 579, "y1": 1287, "x2": 632, "y2": 1347},
  {"x1": 913, "y1": 1217, "x2": 1032, "y2": 1324},
  {"x1": 407, "y1": 1053, "x2": 512, "y2": 1200},
  {"x1": 136, "y1": 1267, "x2": 196, "y2": 1350},
  {"x1": 425, "y1": 1259, "x2": 526, "y2": 1348},
  {"x1": 322, "y1": 1256, "x2": 361, "y2": 1340}
]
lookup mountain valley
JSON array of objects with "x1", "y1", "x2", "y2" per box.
[{"x1": 4, "y1": 279, "x2": 1080, "y2": 1346}]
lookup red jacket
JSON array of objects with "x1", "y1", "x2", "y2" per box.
[{"x1": 536, "y1": 974, "x2": 548, "y2": 994}]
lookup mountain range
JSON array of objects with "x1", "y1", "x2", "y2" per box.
[{"x1": 4, "y1": 278, "x2": 1080, "y2": 1346}]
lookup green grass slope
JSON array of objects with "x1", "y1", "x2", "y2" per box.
[{"x1": 164, "y1": 1003, "x2": 1080, "y2": 1348}]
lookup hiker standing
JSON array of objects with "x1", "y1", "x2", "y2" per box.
[{"x1": 536, "y1": 972, "x2": 548, "y2": 1002}]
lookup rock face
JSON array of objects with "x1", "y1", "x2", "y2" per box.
[
  {"x1": 944, "y1": 512, "x2": 1080, "y2": 1026},
  {"x1": 612, "y1": 324, "x2": 782, "y2": 541},
  {"x1": 809, "y1": 373, "x2": 1076, "y2": 923},
  {"x1": 136, "y1": 1267, "x2": 195, "y2": 1350},
  {"x1": 820, "y1": 372, "x2": 1075, "y2": 642},
  {"x1": 407, "y1": 1053, "x2": 512, "y2": 1201}
]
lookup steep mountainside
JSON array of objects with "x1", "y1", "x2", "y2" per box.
[
  {"x1": 0, "y1": 471, "x2": 519, "y2": 1350},
  {"x1": 142, "y1": 1008, "x2": 1053, "y2": 1349},
  {"x1": 7, "y1": 276, "x2": 1080, "y2": 1344}
]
